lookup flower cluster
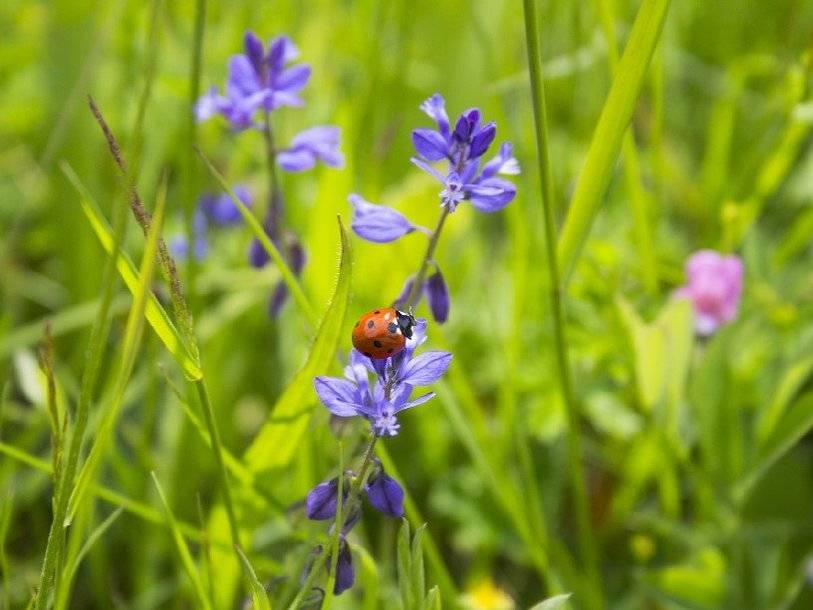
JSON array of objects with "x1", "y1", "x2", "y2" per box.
[
  {"x1": 675, "y1": 250, "x2": 744, "y2": 336},
  {"x1": 196, "y1": 31, "x2": 343, "y2": 316},
  {"x1": 304, "y1": 459, "x2": 404, "y2": 594},
  {"x1": 170, "y1": 186, "x2": 252, "y2": 261},
  {"x1": 303, "y1": 319, "x2": 451, "y2": 594},
  {"x1": 349, "y1": 93, "x2": 520, "y2": 322},
  {"x1": 314, "y1": 319, "x2": 451, "y2": 436}
]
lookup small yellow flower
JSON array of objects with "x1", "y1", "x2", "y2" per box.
[{"x1": 461, "y1": 578, "x2": 515, "y2": 610}]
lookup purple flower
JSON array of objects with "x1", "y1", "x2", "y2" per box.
[
  {"x1": 278, "y1": 126, "x2": 344, "y2": 172},
  {"x1": 365, "y1": 472, "x2": 404, "y2": 518},
  {"x1": 199, "y1": 185, "x2": 251, "y2": 226},
  {"x1": 305, "y1": 477, "x2": 348, "y2": 521},
  {"x1": 333, "y1": 538, "x2": 354, "y2": 595},
  {"x1": 169, "y1": 209, "x2": 208, "y2": 261},
  {"x1": 413, "y1": 95, "x2": 497, "y2": 163},
  {"x1": 313, "y1": 320, "x2": 451, "y2": 436},
  {"x1": 410, "y1": 93, "x2": 519, "y2": 212},
  {"x1": 675, "y1": 250, "x2": 744, "y2": 336},
  {"x1": 195, "y1": 31, "x2": 311, "y2": 130},
  {"x1": 411, "y1": 158, "x2": 515, "y2": 213},
  {"x1": 349, "y1": 194, "x2": 428, "y2": 243},
  {"x1": 424, "y1": 268, "x2": 449, "y2": 323}
]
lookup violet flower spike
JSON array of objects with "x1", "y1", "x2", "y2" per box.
[
  {"x1": 195, "y1": 31, "x2": 312, "y2": 131},
  {"x1": 278, "y1": 126, "x2": 344, "y2": 172},
  {"x1": 333, "y1": 537, "x2": 354, "y2": 595},
  {"x1": 313, "y1": 320, "x2": 451, "y2": 437},
  {"x1": 305, "y1": 477, "x2": 348, "y2": 521},
  {"x1": 675, "y1": 249, "x2": 744, "y2": 336},
  {"x1": 349, "y1": 194, "x2": 428, "y2": 243},
  {"x1": 424, "y1": 267, "x2": 450, "y2": 323},
  {"x1": 199, "y1": 185, "x2": 251, "y2": 226},
  {"x1": 365, "y1": 472, "x2": 405, "y2": 518}
]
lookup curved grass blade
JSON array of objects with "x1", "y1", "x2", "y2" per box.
[
  {"x1": 151, "y1": 472, "x2": 213, "y2": 610},
  {"x1": 235, "y1": 546, "x2": 271, "y2": 610},
  {"x1": 244, "y1": 217, "x2": 352, "y2": 473},
  {"x1": 61, "y1": 162, "x2": 203, "y2": 380},
  {"x1": 60, "y1": 507, "x2": 123, "y2": 594},
  {"x1": 65, "y1": 178, "x2": 168, "y2": 526},
  {"x1": 557, "y1": 0, "x2": 670, "y2": 280}
]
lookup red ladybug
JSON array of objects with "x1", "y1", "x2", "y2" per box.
[{"x1": 352, "y1": 307, "x2": 416, "y2": 360}]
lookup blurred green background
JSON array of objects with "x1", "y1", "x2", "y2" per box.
[{"x1": 2, "y1": 0, "x2": 813, "y2": 608}]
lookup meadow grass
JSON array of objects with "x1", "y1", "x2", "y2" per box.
[{"x1": 2, "y1": 1, "x2": 813, "y2": 609}]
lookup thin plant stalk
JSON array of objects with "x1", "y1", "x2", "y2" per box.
[
  {"x1": 404, "y1": 207, "x2": 450, "y2": 308},
  {"x1": 185, "y1": 0, "x2": 207, "y2": 302},
  {"x1": 287, "y1": 437, "x2": 378, "y2": 610},
  {"x1": 32, "y1": 159, "x2": 130, "y2": 610},
  {"x1": 194, "y1": 379, "x2": 241, "y2": 549},
  {"x1": 522, "y1": 1, "x2": 603, "y2": 607}
]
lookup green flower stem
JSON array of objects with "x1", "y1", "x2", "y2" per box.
[
  {"x1": 286, "y1": 435, "x2": 379, "y2": 610},
  {"x1": 404, "y1": 207, "x2": 450, "y2": 309},
  {"x1": 522, "y1": 0, "x2": 603, "y2": 607},
  {"x1": 194, "y1": 379, "x2": 241, "y2": 550},
  {"x1": 262, "y1": 110, "x2": 283, "y2": 240}
]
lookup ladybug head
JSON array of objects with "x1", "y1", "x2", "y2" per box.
[{"x1": 395, "y1": 310, "x2": 416, "y2": 339}]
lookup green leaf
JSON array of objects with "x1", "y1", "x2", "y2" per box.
[
  {"x1": 66, "y1": 178, "x2": 168, "y2": 525},
  {"x1": 736, "y1": 391, "x2": 813, "y2": 502},
  {"x1": 61, "y1": 508, "x2": 123, "y2": 594},
  {"x1": 557, "y1": 0, "x2": 670, "y2": 279},
  {"x1": 397, "y1": 519, "x2": 415, "y2": 610},
  {"x1": 529, "y1": 593, "x2": 573, "y2": 609},
  {"x1": 151, "y1": 472, "x2": 213, "y2": 610},
  {"x1": 411, "y1": 524, "x2": 426, "y2": 606},
  {"x1": 422, "y1": 587, "x2": 441, "y2": 610},
  {"x1": 235, "y1": 546, "x2": 271, "y2": 610},
  {"x1": 61, "y1": 162, "x2": 203, "y2": 380},
  {"x1": 243, "y1": 218, "x2": 352, "y2": 473}
]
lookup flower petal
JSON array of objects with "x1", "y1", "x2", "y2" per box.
[
  {"x1": 333, "y1": 539, "x2": 354, "y2": 595},
  {"x1": 424, "y1": 269, "x2": 450, "y2": 323},
  {"x1": 399, "y1": 391, "x2": 436, "y2": 412},
  {"x1": 244, "y1": 31, "x2": 265, "y2": 72},
  {"x1": 468, "y1": 177, "x2": 516, "y2": 212},
  {"x1": 412, "y1": 128, "x2": 449, "y2": 161},
  {"x1": 349, "y1": 194, "x2": 416, "y2": 243},
  {"x1": 277, "y1": 148, "x2": 316, "y2": 172},
  {"x1": 469, "y1": 121, "x2": 496, "y2": 159},
  {"x1": 393, "y1": 274, "x2": 417, "y2": 310},
  {"x1": 401, "y1": 351, "x2": 452, "y2": 386},
  {"x1": 305, "y1": 479, "x2": 340, "y2": 520},
  {"x1": 275, "y1": 63, "x2": 311, "y2": 93},
  {"x1": 419, "y1": 93, "x2": 450, "y2": 137},
  {"x1": 314, "y1": 377, "x2": 362, "y2": 417},
  {"x1": 410, "y1": 157, "x2": 447, "y2": 184},
  {"x1": 365, "y1": 473, "x2": 404, "y2": 518},
  {"x1": 226, "y1": 54, "x2": 262, "y2": 97}
]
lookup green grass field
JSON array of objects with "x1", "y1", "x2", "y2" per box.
[{"x1": 2, "y1": 0, "x2": 813, "y2": 608}]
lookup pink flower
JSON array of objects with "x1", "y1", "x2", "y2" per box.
[{"x1": 675, "y1": 250, "x2": 743, "y2": 336}]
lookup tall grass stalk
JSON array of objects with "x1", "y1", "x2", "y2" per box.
[
  {"x1": 31, "y1": 157, "x2": 130, "y2": 609},
  {"x1": 521, "y1": 1, "x2": 602, "y2": 607},
  {"x1": 594, "y1": 0, "x2": 658, "y2": 294},
  {"x1": 556, "y1": 0, "x2": 670, "y2": 281}
]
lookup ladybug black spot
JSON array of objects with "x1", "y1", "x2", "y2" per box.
[
  {"x1": 373, "y1": 340, "x2": 382, "y2": 348},
  {"x1": 367, "y1": 320, "x2": 375, "y2": 329},
  {"x1": 387, "y1": 322, "x2": 398, "y2": 333},
  {"x1": 374, "y1": 310, "x2": 380, "y2": 314},
  {"x1": 387, "y1": 348, "x2": 394, "y2": 354},
  {"x1": 363, "y1": 351, "x2": 373, "y2": 358}
]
